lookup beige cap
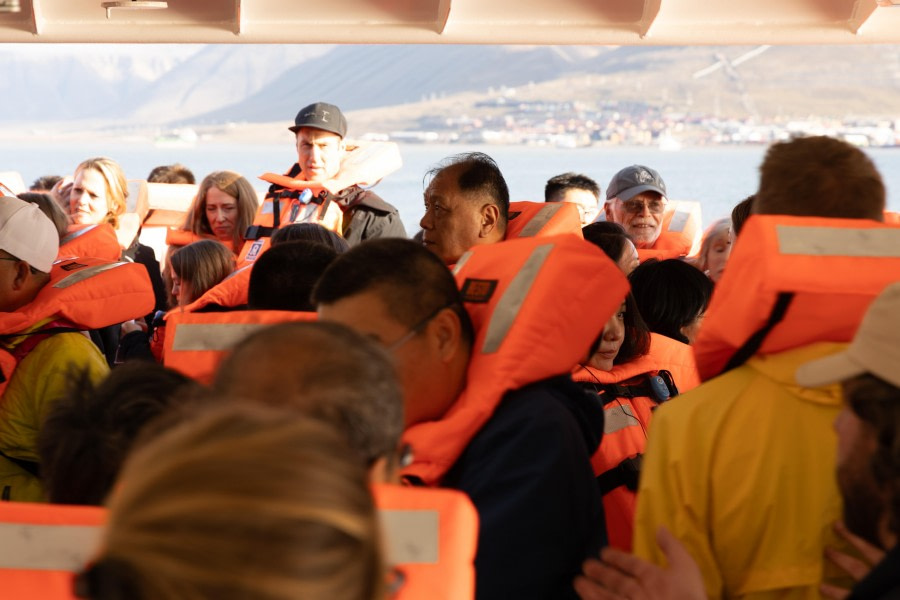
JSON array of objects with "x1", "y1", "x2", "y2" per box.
[
  {"x1": 0, "y1": 196, "x2": 59, "y2": 273},
  {"x1": 795, "y1": 282, "x2": 900, "y2": 389}
]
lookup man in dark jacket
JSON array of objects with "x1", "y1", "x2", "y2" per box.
[{"x1": 275, "y1": 101, "x2": 406, "y2": 245}]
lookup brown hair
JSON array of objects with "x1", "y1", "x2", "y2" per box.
[
  {"x1": 754, "y1": 136, "x2": 885, "y2": 221},
  {"x1": 183, "y1": 171, "x2": 259, "y2": 250},
  {"x1": 844, "y1": 373, "x2": 900, "y2": 538},
  {"x1": 169, "y1": 240, "x2": 234, "y2": 306},
  {"x1": 84, "y1": 403, "x2": 384, "y2": 600},
  {"x1": 17, "y1": 192, "x2": 68, "y2": 241},
  {"x1": 74, "y1": 158, "x2": 128, "y2": 228}
]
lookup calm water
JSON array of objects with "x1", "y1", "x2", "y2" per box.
[{"x1": 4, "y1": 141, "x2": 900, "y2": 234}]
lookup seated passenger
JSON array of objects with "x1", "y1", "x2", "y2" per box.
[
  {"x1": 693, "y1": 218, "x2": 732, "y2": 283},
  {"x1": 632, "y1": 136, "x2": 891, "y2": 600},
  {"x1": 582, "y1": 221, "x2": 640, "y2": 275},
  {"x1": 603, "y1": 165, "x2": 689, "y2": 261},
  {"x1": 169, "y1": 240, "x2": 235, "y2": 309},
  {"x1": 16, "y1": 193, "x2": 68, "y2": 242},
  {"x1": 270, "y1": 222, "x2": 351, "y2": 253},
  {"x1": 731, "y1": 194, "x2": 754, "y2": 237},
  {"x1": 419, "y1": 152, "x2": 508, "y2": 265},
  {"x1": 29, "y1": 175, "x2": 62, "y2": 193},
  {"x1": 0, "y1": 197, "x2": 154, "y2": 501},
  {"x1": 214, "y1": 321, "x2": 404, "y2": 481},
  {"x1": 314, "y1": 238, "x2": 608, "y2": 599},
  {"x1": 247, "y1": 240, "x2": 339, "y2": 312},
  {"x1": 76, "y1": 404, "x2": 384, "y2": 600},
  {"x1": 174, "y1": 171, "x2": 258, "y2": 254},
  {"x1": 545, "y1": 172, "x2": 601, "y2": 226},
  {"x1": 147, "y1": 163, "x2": 195, "y2": 185},
  {"x1": 629, "y1": 259, "x2": 712, "y2": 345},
  {"x1": 38, "y1": 362, "x2": 198, "y2": 505}
]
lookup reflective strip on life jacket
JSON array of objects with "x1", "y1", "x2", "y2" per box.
[
  {"x1": 694, "y1": 215, "x2": 900, "y2": 381},
  {"x1": 481, "y1": 244, "x2": 553, "y2": 354},
  {"x1": 0, "y1": 501, "x2": 106, "y2": 600},
  {"x1": 505, "y1": 201, "x2": 582, "y2": 240},
  {"x1": 164, "y1": 310, "x2": 317, "y2": 383},
  {"x1": 604, "y1": 404, "x2": 638, "y2": 435},
  {"x1": 0, "y1": 522, "x2": 101, "y2": 571},
  {"x1": 634, "y1": 200, "x2": 703, "y2": 262},
  {"x1": 60, "y1": 225, "x2": 98, "y2": 247},
  {"x1": 373, "y1": 484, "x2": 478, "y2": 600},
  {"x1": 0, "y1": 258, "x2": 154, "y2": 337},
  {"x1": 402, "y1": 235, "x2": 629, "y2": 485}
]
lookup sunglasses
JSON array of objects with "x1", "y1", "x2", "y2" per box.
[{"x1": 617, "y1": 197, "x2": 666, "y2": 214}]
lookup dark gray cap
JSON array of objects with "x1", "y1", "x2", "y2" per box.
[
  {"x1": 289, "y1": 102, "x2": 347, "y2": 138},
  {"x1": 606, "y1": 165, "x2": 667, "y2": 202}
]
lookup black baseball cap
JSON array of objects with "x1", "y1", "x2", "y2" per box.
[
  {"x1": 288, "y1": 102, "x2": 347, "y2": 138},
  {"x1": 606, "y1": 165, "x2": 667, "y2": 202}
]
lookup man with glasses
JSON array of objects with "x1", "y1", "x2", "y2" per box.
[
  {"x1": 545, "y1": 172, "x2": 602, "y2": 226},
  {"x1": 313, "y1": 238, "x2": 605, "y2": 599},
  {"x1": 603, "y1": 165, "x2": 671, "y2": 254}
]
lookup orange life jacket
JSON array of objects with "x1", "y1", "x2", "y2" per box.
[
  {"x1": 645, "y1": 332, "x2": 701, "y2": 393},
  {"x1": 572, "y1": 361, "x2": 677, "y2": 551},
  {"x1": 694, "y1": 214, "x2": 900, "y2": 381},
  {"x1": 402, "y1": 234, "x2": 629, "y2": 485},
  {"x1": 884, "y1": 211, "x2": 900, "y2": 225},
  {"x1": 373, "y1": 483, "x2": 479, "y2": 600},
  {"x1": 164, "y1": 228, "x2": 223, "y2": 249},
  {"x1": 59, "y1": 224, "x2": 121, "y2": 262},
  {"x1": 0, "y1": 501, "x2": 105, "y2": 600},
  {"x1": 180, "y1": 263, "x2": 253, "y2": 313},
  {"x1": 0, "y1": 257, "x2": 155, "y2": 396},
  {"x1": 163, "y1": 309, "x2": 317, "y2": 383},
  {"x1": 635, "y1": 201, "x2": 703, "y2": 262},
  {"x1": 239, "y1": 141, "x2": 402, "y2": 262},
  {"x1": 505, "y1": 201, "x2": 583, "y2": 240}
]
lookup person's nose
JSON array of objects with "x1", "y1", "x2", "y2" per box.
[{"x1": 419, "y1": 208, "x2": 433, "y2": 230}]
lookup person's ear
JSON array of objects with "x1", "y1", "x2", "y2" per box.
[
  {"x1": 480, "y1": 203, "x2": 500, "y2": 237},
  {"x1": 604, "y1": 201, "x2": 614, "y2": 222},
  {"x1": 430, "y1": 307, "x2": 462, "y2": 363},
  {"x1": 12, "y1": 261, "x2": 30, "y2": 291}
]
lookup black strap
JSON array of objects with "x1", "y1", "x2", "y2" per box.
[
  {"x1": 0, "y1": 326, "x2": 82, "y2": 342},
  {"x1": 0, "y1": 449, "x2": 40, "y2": 478},
  {"x1": 597, "y1": 455, "x2": 643, "y2": 495},
  {"x1": 722, "y1": 292, "x2": 795, "y2": 374},
  {"x1": 594, "y1": 370, "x2": 677, "y2": 405}
]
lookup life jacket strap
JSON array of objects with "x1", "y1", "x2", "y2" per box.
[
  {"x1": 0, "y1": 449, "x2": 40, "y2": 480},
  {"x1": 722, "y1": 291, "x2": 795, "y2": 374},
  {"x1": 597, "y1": 455, "x2": 643, "y2": 495},
  {"x1": 596, "y1": 370, "x2": 679, "y2": 404}
]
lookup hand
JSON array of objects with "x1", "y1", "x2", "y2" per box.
[
  {"x1": 574, "y1": 526, "x2": 705, "y2": 600},
  {"x1": 820, "y1": 521, "x2": 885, "y2": 600},
  {"x1": 50, "y1": 177, "x2": 73, "y2": 214}
]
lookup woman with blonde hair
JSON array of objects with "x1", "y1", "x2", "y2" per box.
[
  {"x1": 694, "y1": 218, "x2": 732, "y2": 283},
  {"x1": 168, "y1": 239, "x2": 235, "y2": 308},
  {"x1": 70, "y1": 157, "x2": 129, "y2": 229},
  {"x1": 75, "y1": 403, "x2": 385, "y2": 600},
  {"x1": 180, "y1": 171, "x2": 259, "y2": 253}
]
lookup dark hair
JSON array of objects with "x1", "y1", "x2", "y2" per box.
[
  {"x1": 629, "y1": 259, "x2": 713, "y2": 344},
  {"x1": 843, "y1": 373, "x2": 900, "y2": 539},
  {"x1": 248, "y1": 240, "x2": 338, "y2": 312},
  {"x1": 426, "y1": 152, "x2": 510, "y2": 232},
  {"x1": 313, "y1": 238, "x2": 474, "y2": 347},
  {"x1": 754, "y1": 136, "x2": 885, "y2": 221},
  {"x1": 731, "y1": 195, "x2": 754, "y2": 236},
  {"x1": 545, "y1": 172, "x2": 600, "y2": 203},
  {"x1": 17, "y1": 192, "x2": 68, "y2": 241},
  {"x1": 38, "y1": 363, "x2": 198, "y2": 505},
  {"x1": 30, "y1": 175, "x2": 62, "y2": 192},
  {"x1": 582, "y1": 221, "x2": 632, "y2": 264},
  {"x1": 215, "y1": 321, "x2": 404, "y2": 468},
  {"x1": 618, "y1": 293, "x2": 651, "y2": 364},
  {"x1": 271, "y1": 223, "x2": 350, "y2": 253},
  {"x1": 147, "y1": 164, "x2": 196, "y2": 185}
]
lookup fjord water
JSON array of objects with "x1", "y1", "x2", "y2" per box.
[{"x1": 6, "y1": 142, "x2": 900, "y2": 234}]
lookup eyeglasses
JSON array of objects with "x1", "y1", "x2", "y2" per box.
[
  {"x1": 387, "y1": 301, "x2": 458, "y2": 352},
  {"x1": 617, "y1": 197, "x2": 666, "y2": 214}
]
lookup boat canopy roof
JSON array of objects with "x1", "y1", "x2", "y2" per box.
[{"x1": 1, "y1": 0, "x2": 899, "y2": 45}]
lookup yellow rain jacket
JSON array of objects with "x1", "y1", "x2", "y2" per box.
[
  {"x1": 0, "y1": 331, "x2": 108, "y2": 502},
  {"x1": 633, "y1": 342, "x2": 857, "y2": 600}
]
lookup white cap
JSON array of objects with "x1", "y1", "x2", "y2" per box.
[
  {"x1": 795, "y1": 282, "x2": 900, "y2": 389},
  {"x1": 0, "y1": 196, "x2": 60, "y2": 273}
]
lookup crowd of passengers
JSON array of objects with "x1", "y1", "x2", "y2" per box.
[{"x1": 0, "y1": 100, "x2": 898, "y2": 600}]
